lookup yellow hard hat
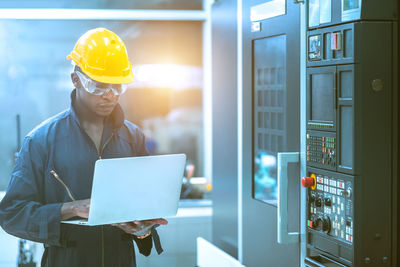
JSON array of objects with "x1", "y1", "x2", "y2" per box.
[{"x1": 67, "y1": 28, "x2": 134, "y2": 84}]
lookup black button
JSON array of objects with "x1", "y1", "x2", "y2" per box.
[
  {"x1": 324, "y1": 198, "x2": 332, "y2": 206},
  {"x1": 309, "y1": 193, "x2": 316, "y2": 203},
  {"x1": 316, "y1": 198, "x2": 322, "y2": 207}
]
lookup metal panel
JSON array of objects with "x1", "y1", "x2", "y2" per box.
[
  {"x1": 250, "y1": 0, "x2": 286, "y2": 22},
  {"x1": 393, "y1": 14, "x2": 399, "y2": 267},
  {"x1": 211, "y1": 0, "x2": 238, "y2": 258},
  {"x1": 337, "y1": 64, "x2": 354, "y2": 174},
  {"x1": 352, "y1": 22, "x2": 393, "y2": 265},
  {"x1": 242, "y1": 0, "x2": 301, "y2": 266}
]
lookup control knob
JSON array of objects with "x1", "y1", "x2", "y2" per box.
[
  {"x1": 324, "y1": 197, "x2": 332, "y2": 206},
  {"x1": 309, "y1": 192, "x2": 316, "y2": 203},
  {"x1": 316, "y1": 216, "x2": 331, "y2": 233},
  {"x1": 315, "y1": 197, "x2": 323, "y2": 207},
  {"x1": 341, "y1": 188, "x2": 352, "y2": 198},
  {"x1": 346, "y1": 188, "x2": 352, "y2": 197},
  {"x1": 322, "y1": 215, "x2": 331, "y2": 233}
]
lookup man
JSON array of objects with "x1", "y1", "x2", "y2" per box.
[{"x1": 0, "y1": 28, "x2": 167, "y2": 266}]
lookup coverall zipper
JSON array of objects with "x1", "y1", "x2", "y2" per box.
[
  {"x1": 98, "y1": 132, "x2": 114, "y2": 159},
  {"x1": 101, "y1": 225, "x2": 105, "y2": 267},
  {"x1": 98, "y1": 132, "x2": 114, "y2": 267},
  {"x1": 66, "y1": 125, "x2": 115, "y2": 267}
]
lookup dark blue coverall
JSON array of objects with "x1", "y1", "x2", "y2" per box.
[{"x1": 0, "y1": 90, "x2": 163, "y2": 266}]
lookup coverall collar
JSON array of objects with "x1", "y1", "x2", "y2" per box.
[{"x1": 69, "y1": 89, "x2": 125, "y2": 130}]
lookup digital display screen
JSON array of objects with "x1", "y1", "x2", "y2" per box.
[
  {"x1": 308, "y1": 35, "x2": 321, "y2": 60},
  {"x1": 309, "y1": 35, "x2": 321, "y2": 53},
  {"x1": 311, "y1": 73, "x2": 334, "y2": 122},
  {"x1": 343, "y1": 0, "x2": 359, "y2": 11}
]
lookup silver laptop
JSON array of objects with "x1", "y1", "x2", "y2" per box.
[{"x1": 62, "y1": 153, "x2": 186, "y2": 226}]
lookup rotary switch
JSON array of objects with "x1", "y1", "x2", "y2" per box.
[
  {"x1": 315, "y1": 197, "x2": 323, "y2": 207},
  {"x1": 324, "y1": 197, "x2": 332, "y2": 206},
  {"x1": 309, "y1": 192, "x2": 316, "y2": 203},
  {"x1": 322, "y1": 215, "x2": 331, "y2": 233},
  {"x1": 315, "y1": 216, "x2": 331, "y2": 233}
]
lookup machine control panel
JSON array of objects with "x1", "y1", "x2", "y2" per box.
[
  {"x1": 304, "y1": 1, "x2": 396, "y2": 264},
  {"x1": 305, "y1": 171, "x2": 354, "y2": 245},
  {"x1": 306, "y1": 132, "x2": 336, "y2": 170}
]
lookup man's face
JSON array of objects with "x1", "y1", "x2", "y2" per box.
[{"x1": 73, "y1": 73, "x2": 120, "y2": 117}]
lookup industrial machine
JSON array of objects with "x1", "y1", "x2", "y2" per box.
[
  {"x1": 212, "y1": 0, "x2": 398, "y2": 266},
  {"x1": 302, "y1": 1, "x2": 398, "y2": 266}
]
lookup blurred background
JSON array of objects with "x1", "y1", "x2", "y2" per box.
[
  {"x1": 0, "y1": 1, "x2": 212, "y2": 266},
  {"x1": 0, "y1": 19, "x2": 207, "y2": 194}
]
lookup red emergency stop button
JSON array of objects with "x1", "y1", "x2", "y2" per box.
[{"x1": 302, "y1": 176, "x2": 315, "y2": 188}]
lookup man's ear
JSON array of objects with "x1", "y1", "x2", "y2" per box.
[{"x1": 71, "y1": 72, "x2": 80, "y2": 88}]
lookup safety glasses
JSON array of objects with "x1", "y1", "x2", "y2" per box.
[{"x1": 76, "y1": 71, "x2": 127, "y2": 96}]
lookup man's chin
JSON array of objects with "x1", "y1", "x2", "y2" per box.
[{"x1": 96, "y1": 108, "x2": 114, "y2": 117}]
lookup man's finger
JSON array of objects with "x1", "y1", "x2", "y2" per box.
[
  {"x1": 143, "y1": 218, "x2": 168, "y2": 225},
  {"x1": 113, "y1": 222, "x2": 138, "y2": 233}
]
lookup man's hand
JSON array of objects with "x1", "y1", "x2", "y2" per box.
[
  {"x1": 112, "y1": 218, "x2": 168, "y2": 237},
  {"x1": 60, "y1": 199, "x2": 91, "y2": 221}
]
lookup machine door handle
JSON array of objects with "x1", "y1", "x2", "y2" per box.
[{"x1": 277, "y1": 152, "x2": 300, "y2": 244}]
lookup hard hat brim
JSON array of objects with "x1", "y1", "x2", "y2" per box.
[
  {"x1": 67, "y1": 54, "x2": 134, "y2": 85},
  {"x1": 85, "y1": 70, "x2": 135, "y2": 85}
]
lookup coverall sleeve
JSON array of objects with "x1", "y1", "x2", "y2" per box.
[
  {"x1": 132, "y1": 225, "x2": 163, "y2": 256},
  {"x1": 0, "y1": 137, "x2": 64, "y2": 246}
]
